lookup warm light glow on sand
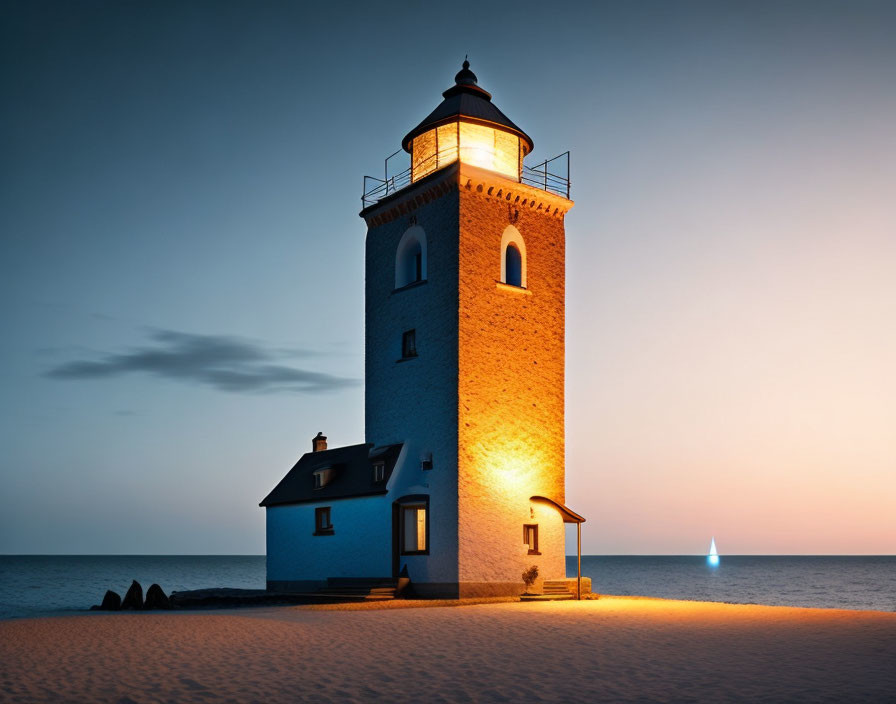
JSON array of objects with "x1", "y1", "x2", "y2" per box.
[{"x1": 3, "y1": 598, "x2": 893, "y2": 702}]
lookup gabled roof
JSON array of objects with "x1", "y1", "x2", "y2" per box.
[
  {"x1": 259, "y1": 443, "x2": 403, "y2": 507},
  {"x1": 401, "y1": 60, "x2": 534, "y2": 154}
]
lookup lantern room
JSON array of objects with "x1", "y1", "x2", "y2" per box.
[{"x1": 401, "y1": 60, "x2": 535, "y2": 183}]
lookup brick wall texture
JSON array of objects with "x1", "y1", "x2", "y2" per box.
[
  {"x1": 457, "y1": 164, "x2": 569, "y2": 587},
  {"x1": 362, "y1": 162, "x2": 573, "y2": 595}
]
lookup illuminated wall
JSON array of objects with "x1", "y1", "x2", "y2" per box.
[
  {"x1": 456, "y1": 162, "x2": 571, "y2": 594},
  {"x1": 411, "y1": 121, "x2": 523, "y2": 183}
]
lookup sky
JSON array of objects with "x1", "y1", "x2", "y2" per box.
[{"x1": 1, "y1": 0, "x2": 894, "y2": 555}]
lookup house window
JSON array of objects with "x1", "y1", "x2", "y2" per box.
[
  {"x1": 524, "y1": 524, "x2": 539, "y2": 555},
  {"x1": 401, "y1": 504, "x2": 428, "y2": 554},
  {"x1": 402, "y1": 329, "x2": 417, "y2": 359},
  {"x1": 373, "y1": 461, "x2": 385, "y2": 483},
  {"x1": 315, "y1": 507, "x2": 333, "y2": 535}
]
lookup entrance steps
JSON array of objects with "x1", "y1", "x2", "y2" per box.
[
  {"x1": 314, "y1": 578, "x2": 397, "y2": 601},
  {"x1": 520, "y1": 579, "x2": 577, "y2": 601}
]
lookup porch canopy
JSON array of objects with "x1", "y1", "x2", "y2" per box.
[{"x1": 530, "y1": 495, "x2": 586, "y2": 600}]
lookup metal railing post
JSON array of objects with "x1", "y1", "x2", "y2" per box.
[{"x1": 577, "y1": 522, "x2": 582, "y2": 600}]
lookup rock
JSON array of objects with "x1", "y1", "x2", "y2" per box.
[
  {"x1": 121, "y1": 580, "x2": 143, "y2": 610},
  {"x1": 144, "y1": 583, "x2": 171, "y2": 610},
  {"x1": 97, "y1": 589, "x2": 121, "y2": 610}
]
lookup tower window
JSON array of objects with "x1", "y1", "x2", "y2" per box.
[
  {"x1": 315, "y1": 507, "x2": 333, "y2": 535},
  {"x1": 395, "y1": 226, "x2": 427, "y2": 289},
  {"x1": 500, "y1": 225, "x2": 527, "y2": 288},
  {"x1": 402, "y1": 329, "x2": 417, "y2": 359},
  {"x1": 373, "y1": 461, "x2": 385, "y2": 483},
  {"x1": 524, "y1": 524, "x2": 539, "y2": 555},
  {"x1": 505, "y1": 243, "x2": 522, "y2": 287}
]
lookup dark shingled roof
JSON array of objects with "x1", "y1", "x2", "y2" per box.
[
  {"x1": 401, "y1": 60, "x2": 534, "y2": 154},
  {"x1": 259, "y1": 442, "x2": 403, "y2": 507}
]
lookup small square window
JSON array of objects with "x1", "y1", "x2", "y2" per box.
[
  {"x1": 315, "y1": 507, "x2": 333, "y2": 535},
  {"x1": 524, "y1": 524, "x2": 539, "y2": 555},
  {"x1": 402, "y1": 329, "x2": 417, "y2": 359},
  {"x1": 373, "y1": 462, "x2": 385, "y2": 483}
]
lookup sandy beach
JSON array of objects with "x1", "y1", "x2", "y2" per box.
[{"x1": 1, "y1": 596, "x2": 894, "y2": 703}]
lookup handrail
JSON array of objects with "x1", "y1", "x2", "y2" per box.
[{"x1": 363, "y1": 149, "x2": 570, "y2": 208}]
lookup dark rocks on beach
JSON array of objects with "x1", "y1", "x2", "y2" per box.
[
  {"x1": 144, "y1": 583, "x2": 171, "y2": 610},
  {"x1": 121, "y1": 580, "x2": 144, "y2": 610},
  {"x1": 90, "y1": 589, "x2": 122, "y2": 611}
]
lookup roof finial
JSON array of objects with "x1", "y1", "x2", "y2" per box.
[{"x1": 454, "y1": 57, "x2": 477, "y2": 86}]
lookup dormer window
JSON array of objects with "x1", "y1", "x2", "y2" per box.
[
  {"x1": 373, "y1": 461, "x2": 385, "y2": 483},
  {"x1": 313, "y1": 467, "x2": 333, "y2": 489}
]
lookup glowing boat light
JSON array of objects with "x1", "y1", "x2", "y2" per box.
[{"x1": 707, "y1": 537, "x2": 720, "y2": 567}]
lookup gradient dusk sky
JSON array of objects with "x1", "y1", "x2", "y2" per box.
[{"x1": 2, "y1": 1, "x2": 894, "y2": 555}]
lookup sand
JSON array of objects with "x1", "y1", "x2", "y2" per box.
[{"x1": 1, "y1": 597, "x2": 894, "y2": 703}]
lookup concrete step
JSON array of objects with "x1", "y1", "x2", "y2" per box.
[
  {"x1": 316, "y1": 578, "x2": 397, "y2": 601},
  {"x1": 520, "y1": 594, "x2": 575, "y2": 602}
]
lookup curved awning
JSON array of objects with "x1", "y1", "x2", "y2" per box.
[{"x1": 530, "y1": 496, "x2": 586, "y2": 524}]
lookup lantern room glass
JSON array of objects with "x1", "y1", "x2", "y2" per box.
[{"x1": 411, "y1": 121, "x2": 524, "y2": 183}]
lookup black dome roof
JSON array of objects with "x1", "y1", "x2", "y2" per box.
[{"x1": 401, "y1": 60, "x2": 534, "y2": 154}]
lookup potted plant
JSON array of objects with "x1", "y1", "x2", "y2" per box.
[{"x1": 521, "y1": 565, "x2": 539, "y2": 595}]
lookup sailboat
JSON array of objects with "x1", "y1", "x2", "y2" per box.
[{"x1": 707, "y1": 537, "x2": 720, "y2": 566}]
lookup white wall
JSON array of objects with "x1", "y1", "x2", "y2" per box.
[{"x1": 364, "y1": 182, "x2": 461, "y2": 587}]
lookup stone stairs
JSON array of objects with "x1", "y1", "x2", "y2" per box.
[
  {"x1": 520, "y1": 579, "x2": 576, "y2": 601},
  {"x1": 314, "y1": 578, "x2": 397, "y2": 601}
]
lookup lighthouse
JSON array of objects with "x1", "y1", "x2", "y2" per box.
[{"x1": 261, "y1": 61, "x2": 584, "y2": 598}]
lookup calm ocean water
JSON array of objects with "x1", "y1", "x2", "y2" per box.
[
  {"x1": 0, "y1": 555, "x2": 893, "y2": 619},
  {"x1": 569, "y1": 555, "x2": 896, "y2": 612}
]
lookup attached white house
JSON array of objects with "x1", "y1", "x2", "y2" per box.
[{"x1": 260, "y1": 61, "x2": 584, "y2": 598}]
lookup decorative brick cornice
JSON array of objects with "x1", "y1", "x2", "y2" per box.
[
  {"x1": 360, "y1": 164, "x2": 459, "y2": 228},
  {"x1": 459, "y1": 163, "x2": 574, "y2": 219},
  {"x1": 360, "y1": 160, "x2": 574, "y2": 227}
]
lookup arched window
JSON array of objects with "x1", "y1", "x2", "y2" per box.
[
  {"x1": 505, "y1": 244, "x2": 522, "y2": 287},
  {"x1": 500, "y1": 225, "x2": 527, "y2": 288},
  {"x1": 395, "y1": 226, "x2": 427, "y2": 289}
]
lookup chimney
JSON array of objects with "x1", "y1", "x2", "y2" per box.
[{"x1": 312, "y1": 432, "x2": 327, "y2": 452}]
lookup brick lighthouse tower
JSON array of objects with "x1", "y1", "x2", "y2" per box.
[{"x1": 360, "y1": 60, "x2": 583, "y2": 597}]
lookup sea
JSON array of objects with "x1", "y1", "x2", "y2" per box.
[{"x1": 0, "y1": 555, "x2": 893, "y2": 620}]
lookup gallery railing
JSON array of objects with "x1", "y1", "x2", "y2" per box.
[{"x1": 362, "y1": 150, "x2": 570, "y2": 208}]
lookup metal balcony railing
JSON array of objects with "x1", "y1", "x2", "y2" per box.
[
  {"x1": 521, "y1": 152, "x2": 571, "y2": 200},
  {"x1": 362, "y1": 149, "x2": 570, "y2": 208}
]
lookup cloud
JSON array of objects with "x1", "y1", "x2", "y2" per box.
[{"x1": 45, "y1": 330, "x2": 360, "y2": 394}]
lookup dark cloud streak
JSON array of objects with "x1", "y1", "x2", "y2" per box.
[{"x1": 45, "y1": 330, "x2": 360, "y2": 394}]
